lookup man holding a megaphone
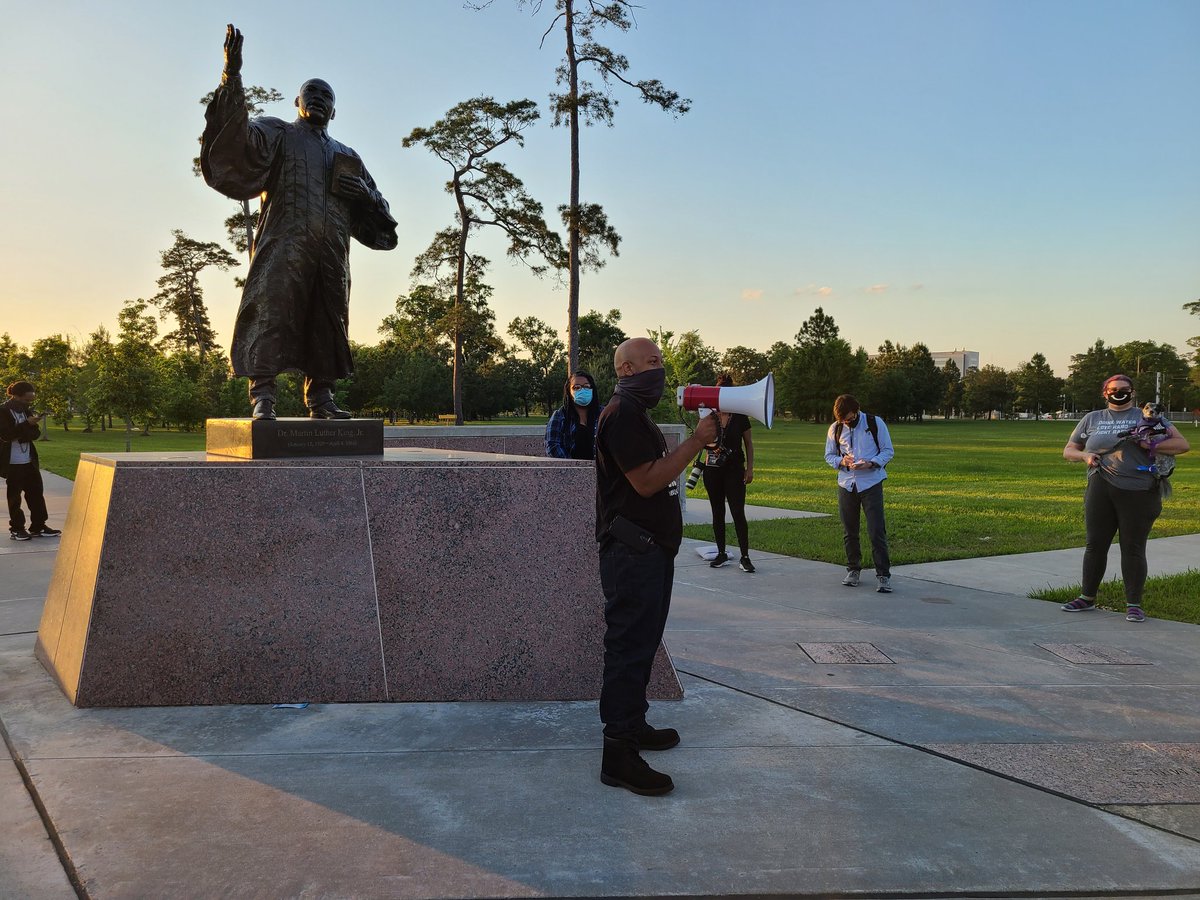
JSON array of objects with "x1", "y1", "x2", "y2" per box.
[{"x1": 595, "y1": 337, "x2": 718, "y2": 796}]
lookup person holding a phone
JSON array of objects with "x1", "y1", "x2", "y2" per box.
[
  {"x1": 1, "y1": 382, "x2": 61, "y2": 541},
  {"x1": 594, "y1": 337, "x2": 718, "y2": 796}
]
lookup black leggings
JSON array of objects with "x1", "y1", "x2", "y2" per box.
[
  {"x1": 1081, "y1": 475, "x2": 1162, "y2": 604},
  {"x1": 703, "y1": 463, "x2": 749, "y2": 557}
]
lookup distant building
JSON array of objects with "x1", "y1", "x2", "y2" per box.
[{"x1": 930, "y1": 350, "x2": 979, "y2": 377}]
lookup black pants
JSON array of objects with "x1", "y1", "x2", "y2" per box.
[
  {"x1": 703, "y1": 463, "x2": 749, "y2": 557},
  {"x1": 1081, "y1": 476, "x2": 1162, "y2": 603},
  {"x1": 838, "y1": 482, "x2": 890, "y2": 576},
  {"x1": 248, "y1": 376, "x2": 335, "y2": 407},
  {"x1": 6, "y1": 463, "x2": 48, "y2": 533},
  {"x1": 598, "y1": 541, "x2": 674, "y2": 736}
]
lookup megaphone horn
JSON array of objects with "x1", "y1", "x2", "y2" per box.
[{"x1": 676, "y1": 373, "x2": 775, "y2": 429}]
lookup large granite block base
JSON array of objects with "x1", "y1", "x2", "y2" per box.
[{"x1": 35, "y1": 450, "x2": 683, "y2": 708}]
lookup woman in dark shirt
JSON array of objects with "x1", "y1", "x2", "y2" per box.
[
  {"x1": 545, "y1": 371, "x2": 603, "y2": 459},
  {"x1": 703, "y1": 373, "x2": 756, "y2": 572}
]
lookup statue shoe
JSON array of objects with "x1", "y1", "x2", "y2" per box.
[
  {"x1": 252, "y1": 399, "x2": 277, "y2": 421},
  {"x1": 309, "y1": 401, "x2": 352, "y2": 420}
]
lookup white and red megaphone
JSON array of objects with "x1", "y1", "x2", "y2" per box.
[{"x1": 676, "y1": 373, "x2": 774, "y2": 429}]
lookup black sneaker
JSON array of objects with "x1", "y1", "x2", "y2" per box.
[
  {"x1": 709, "y1": 552, "x2": 729, "y2": 569},
  {"x1": 9, "y1": 530, "x2": 31, "y2": 541},
  {"x1": 600, "y1": 738, "x2": 674, "y2": 796},
  {"x1": 739, "y1": 556, "x2": 755, "y2": 573},
  {"x1": 31, "y1": 526, "x2": 62, "y2": 537}
]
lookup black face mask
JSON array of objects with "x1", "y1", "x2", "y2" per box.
[
  {"x1": 615, "y1": 367, "x2": 666, "y2": 409},
  {"x1": 1106, "y1": 391, "x2": 1131, "y2": 404}
]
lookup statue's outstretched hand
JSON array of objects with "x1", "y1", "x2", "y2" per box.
[{"x1": 223, "y1": 24, "x2": 243, "y2": 79}]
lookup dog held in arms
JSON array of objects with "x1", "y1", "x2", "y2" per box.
[{"x1": 1119, "y1": 401, "x2": 1175, "y2": 481}]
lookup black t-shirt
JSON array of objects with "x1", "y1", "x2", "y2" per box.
[
  {"x1": 709, "y1": 413, "x2": 750, "y2": 469},
  {"x1": 572, "y1": 414, "x2": 595, "y2": 460},
  {"x1": 595, "y1": 394, "x2": 683, "y2": 554}
]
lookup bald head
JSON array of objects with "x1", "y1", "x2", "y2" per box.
[{"x1": 614, "y1": 338, "x2": 662, "y2": 378}]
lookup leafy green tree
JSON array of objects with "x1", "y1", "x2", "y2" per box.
[
  {"x1": 526, "y1": 0, "x2": 686, "y2": 371},
  {"x1": 93, "y1": 301, "x2": 166, "y2": 448},
  {"x1": 1012, "y1": 352, "x2": 1064, "y2": 417},
  {"x1": 381, "y1": 350, "x2": 452, "y2": 423},
  {"x1": 1065, "y1": 339, "x2": 1121, "y2": 411},
  {"x1": 75, "y1": 326, "x2": 112, "y2": 432},
  {"x1": 962, "y1": 365, "x2": 1014, "y2": 419},
  {"x1": 149, "y1": 230, "x2": 238, "y2": 357},
  {"x1": 940, "y1": 359, "x2": 964, "y2": 419},
  {"x1": 404, "y1": 97, "x2": 564, "y2": 424},
  {"x1": 782, "y1": 309, "x2": 866, "y2": 422},
  {"x1": 720, "y1": 346, "x2": 770, "y2": 387},
  {"x1": 1110, "y1": 340, "x2": 1190, "y2": 405},
  {"x1": 508, "y1": 316, "x2": 566, "y2": 413},
  {"x1": 577, "y1": 308, "x2": 627, "y2": 361}
]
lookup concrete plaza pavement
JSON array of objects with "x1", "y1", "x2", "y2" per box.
[{"x1": 2, "y1": 474, "x2": 1199, "y2": 897}]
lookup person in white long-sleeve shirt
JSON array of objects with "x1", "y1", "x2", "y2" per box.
[{"x1": 823, "y1": 394, "x2": 895, "y2": 592}]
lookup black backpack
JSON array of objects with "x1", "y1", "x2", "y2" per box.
[{"x1": 834, "y1": 413, "x2": 880, "y2": 454}]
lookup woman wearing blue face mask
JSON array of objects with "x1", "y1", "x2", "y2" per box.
[{"x1": 545, "y1": 371, "x2": 604, "y2": 459}]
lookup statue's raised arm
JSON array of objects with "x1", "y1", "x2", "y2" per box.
[{"x1": 223, "y1": 24, "x2": 243, "y2": 81}]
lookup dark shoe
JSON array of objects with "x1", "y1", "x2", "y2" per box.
[
  {"x1": 709, "y1": 551, "x2": 729, "y2": 569},
  {"x1": 252, "y1": 398, "x2": 277, "y2": 421},
  {"x1": 1125, "y1": 605, "x2": 1146, "y2": 623},
  {"x1": 739, "y1": 556, "x2": 755, "y2": 573},
  {"x1": 633, "y1": 723, "x2": 680, "y2": 752},
  {"x1": 309, "y1": 400, "x2": 352, "y2": 420},
  {"x1": 9, "y1": 530, "x2": 31, "y2": 542},
  {"x1": 600, "y1": 737, "x2": 674, "y2": 796},
  {"x1": 1061, "y1": 596, "x2": 1096, "y2": 612},
  {"x1": 30, "y1": 527, "x2": 61, "y2": 537}
]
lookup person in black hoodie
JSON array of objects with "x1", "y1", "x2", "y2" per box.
[{"x1": 0, "y1": 382, "x2": 61, "y2": 541}]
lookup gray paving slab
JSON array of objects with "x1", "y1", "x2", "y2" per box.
[
  {"x1": 4, "y1": 637, "x2": 1200, "y2": 898},
  {"x1": 0, "y1": 740, "x2": 76, "y2": 899},
  {"x1": 1106, "y1": 804, "x2": 1200, "y2": 841},
  {"x1": 682, "y1": 500, "x2": 827, "y2": 526},
  {"x1": 893, "y1": 533, "x2": 1200, "y2": 595}
]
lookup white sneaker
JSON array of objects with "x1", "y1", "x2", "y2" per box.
[
  {"x1": 877, "y1": 576, "x2": 893, "y2": 593},
  {"x1": 841, "y1": 570, "x2": 859, "y2": 587}
]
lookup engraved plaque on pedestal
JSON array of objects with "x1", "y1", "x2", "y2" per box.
[{"x1": 206, "y1": 418, "x2": 385, "y2": 459}]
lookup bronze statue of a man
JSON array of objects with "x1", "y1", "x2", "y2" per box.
[{"x1": 201, "y1": 25, "x2": 398, "y2": 420}]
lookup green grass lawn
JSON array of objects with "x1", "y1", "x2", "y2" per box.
[
  {"x1": 32, "y1": 428, "x2": 206, "y2": 479},
  {"x1": 1031, "y1": 570, "x2": 1200, "y2": 625},
  {"x1": 33, "y1": 418, "x2": 1199, "y2": 571},
  {"x1": 684, "y1": 418, "x2": 1199, "y2": 567}
]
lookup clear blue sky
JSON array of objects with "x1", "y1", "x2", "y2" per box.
[{"x1": 2, "y1": 0, "x2": 1197, "y2": 377}]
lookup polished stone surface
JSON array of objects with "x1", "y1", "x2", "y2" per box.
[
  {"x1": 36, "y1": 451, "x2": 684, "y2": 707},
  {"x1": 207, "y1": 417, "x2": 384, "y2": 458}
]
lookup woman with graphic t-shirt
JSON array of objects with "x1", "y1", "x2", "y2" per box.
[
  {"x1": 1061, "y1": 373, "x2": 1189, "y2": 622},
  {"x1": 702, "y1": 372, "x2": 756, "y2": 573}
]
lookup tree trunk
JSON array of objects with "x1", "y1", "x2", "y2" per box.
[
  {"x1": 565, "y1": 0, "x2": 581, "y2": 374},
  {"x1": 124, "y1": 417, "x2": 133, "y2": 453},
  {"x1": 452, "y1": 181, "x2": 471, "y2": 427}
]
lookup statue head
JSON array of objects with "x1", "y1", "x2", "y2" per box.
[{"x1": 296, "y1": 79, "x2": 336, "y2": 127}]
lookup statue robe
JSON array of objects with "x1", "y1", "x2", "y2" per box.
[{"x1": 201, "y1": 76, "x2": 398, "y2": 381}]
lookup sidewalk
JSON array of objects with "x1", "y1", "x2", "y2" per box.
[{"x1": 2, "y1": 482, "x2": 1198, "y2": 897}]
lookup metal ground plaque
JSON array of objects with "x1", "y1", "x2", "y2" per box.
[
  {"x1": 1036, "y1": 643, "x2": 1152, "y2": 665},
  {"x1": 798, "y1": 642, "x2": 895, "y2": 664}
]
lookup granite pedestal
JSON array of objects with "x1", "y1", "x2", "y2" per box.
[{"x1": 35, "y1": 449, "x2": 683, "y2": 707}]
